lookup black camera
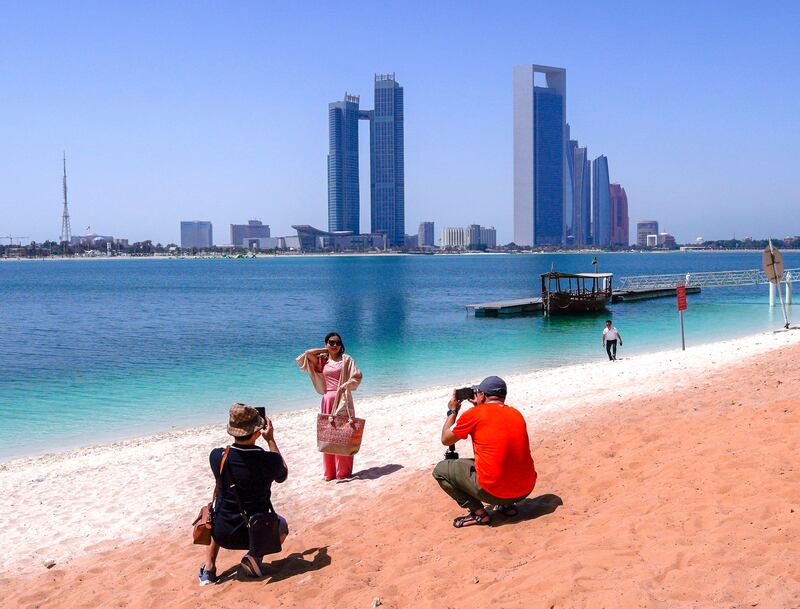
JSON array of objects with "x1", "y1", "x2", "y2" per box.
[
  {"x1": 454, "y1": 387, "x2": 474, "y2": 401},
  {"x1": 444, "y1": 444, "x2": 459, "y2": 460}
]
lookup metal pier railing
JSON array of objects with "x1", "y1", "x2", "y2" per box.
[{"x1": 617, "y1": 268, "x2": 800, "y2": 291}]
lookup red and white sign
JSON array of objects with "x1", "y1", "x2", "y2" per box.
[{"x1": 676, "y1": 285, "x2": 687, "y2": 311}]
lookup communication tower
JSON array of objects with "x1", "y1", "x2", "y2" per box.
[{"x1": 60, "y1": 152, "x2": 72, "y2": 244}]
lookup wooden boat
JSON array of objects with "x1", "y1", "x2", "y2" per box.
[{"x1": 541, "y1": 271, "x2": 613, "y2": 316}]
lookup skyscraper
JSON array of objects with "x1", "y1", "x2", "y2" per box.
[
  {"x1": 181, "y1": 221, "x2": 213, "y2": 249},
  {"x1": 370, "y1": 73, "x2": 405, "y2": 247},
  {"x1": 592, "y1": 155, "x2": 611, "y2": 247},
  {"x1": 609, "y1": 184, "x2": 629, "y2": 246},
  {"x1": 565, "y1": 128, "x2": 575, "y2": 244},
  {"x1": 572, "y1": 143, "x2": 591, "y2": 245},
  {"x1": 328, "y1": 94, "x2": 362, "y2": 234},
  {"x1": 418, "y1": 221, "x2": 435, "y2": 247},
  {"x1": 513, "y1": 64, "x2": 567, "y2": 247}
]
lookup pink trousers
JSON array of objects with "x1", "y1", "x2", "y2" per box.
[{"x1": 321, "y1": 390, "x2": 354, "y2": 480}]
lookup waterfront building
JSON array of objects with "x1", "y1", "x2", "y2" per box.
[
  {"x1": 328, "y1": 74, "x2": 405, "y2": 246},
  {"x1": 513, "y1": 64, "x2": 567, "y2": 247},
  {"x1": 565, "y1": 128, "x2": 575, "y2": 244},
  {"x1": 637, "y1": 220, "x2": 659, "y2": 247},
  {"x1": 291, "y1": 225, "x2": 387, "y2": 252},
  {"x1": 404, "y1": 234, "x2": 419, "y2": 248},
  {"x1": 659, "y1": 232, "x2": 676, "y2": 248},
  {"x1": 418, "y1": 221, "x2": 435, "y2": 247},
  {"x1": 230, "y1": 220, "x2": 270, "y2": 247},
  {"x1": 441, "y1": 225, "x2": 496, "y2": 249},
  {"x1": 328, "y1": 94, "x2": 362, "y2": 234},
  {"x1": 370, "y1": 73, "x2": 405, "y2": 247},
  {"x1": 180, "y1": 221, "x2": 213, "y2": 249},
  {"x1": 69, "y1": 232, "x2": 117, "y2": 247},
  {"x1": 572, "y1": 142, "x2": 591, "y2": 246},
  {"x1": 609, "y1": 184, "x2": 629, "y2": 246},
  {"x1": 592, "y1": 155, "x2": 611, "y2": 247}
]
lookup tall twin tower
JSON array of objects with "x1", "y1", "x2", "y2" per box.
[{"x1": 328, "y1": 73, "x2": 405, "y2": 247}]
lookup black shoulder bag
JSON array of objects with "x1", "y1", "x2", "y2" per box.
[{"x1": 225, "y1": 467, "x2": 282, "y2": 557}]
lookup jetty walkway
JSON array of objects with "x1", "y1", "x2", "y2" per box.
[{"x1": 466, "y1": 267, "x2": 799, "y2": 316}]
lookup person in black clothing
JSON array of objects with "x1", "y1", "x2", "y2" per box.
[{"x1": 199, "y1": 403, "x2": 289, "y2": 585}]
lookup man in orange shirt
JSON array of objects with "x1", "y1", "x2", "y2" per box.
[{"x1": 433, "y1": 376, "x2": 537, "y2": 528}]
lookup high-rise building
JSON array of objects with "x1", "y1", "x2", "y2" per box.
[
  {"x1": 565, "y1": 127, "x2": 575, "y2": 244},
  {"x1": 180, "y1": 221, "x2": 213, "y2": 249},
  {"x1": 441, "y1": 225, "x2": 496, "y2": 249},
  {"x1": 328, "y1": 94, "x2": 362, "y2": 234},
  {"x1": 513, "y1": 64, "x2": 567, "y2": 247},
  {"x1": 230, "y1": 220, "x2": 270, "y2": 246},
  {"x1": 609, "y1": 184, "x2": 629, "y2": 246},
  {"x1": 637, "y1": 220, "x2": 659, "y2": 247},
  {"x1": 370, "y1": 73, "x2": 405, "y2": 247},
  {"x1": 418, "y1": 221, "x2": 435, "y2": 247},
  {"x1": 592, "y1": 155, "x2": 611, "y2": 247},
  {"x1": 571, "y1": 142, "x2": 591, "y2": 246},
  {"x1": 328, "y1": 74, "x2": 405, "y2": 246}
]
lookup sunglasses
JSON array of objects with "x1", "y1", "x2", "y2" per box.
[{"x1": 327, "y1": 340, "x2": 342, "y2": 346}]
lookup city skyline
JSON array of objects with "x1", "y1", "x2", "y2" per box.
[{"x1": 1, "y1": 3, "x2": 797, "y2": 245}]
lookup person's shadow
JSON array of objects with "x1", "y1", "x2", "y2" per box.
[
  {"x1": 335, "y1": 463, "x2": 403, "y2": 483},
  {"x1": 217, "y1": 546, "x2": 331, "y2": 584},
  {"x1": 489, "y1": 493, "x2": 563, "y2": 527}
]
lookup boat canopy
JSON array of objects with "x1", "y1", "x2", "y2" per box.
[{"x1": 541, "y1": 272, "x2": 613, "y2": 279}]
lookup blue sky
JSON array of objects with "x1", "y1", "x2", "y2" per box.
[{"x1": 1, "y1": 1, "x2": 798, "y2": 244}]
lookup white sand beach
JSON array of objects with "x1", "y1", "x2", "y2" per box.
[{"x1": 1, "y1": 329, "x2": 798, "y2": 578}]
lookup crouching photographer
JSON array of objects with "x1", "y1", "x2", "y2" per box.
[{"x1": 432, "y1": 376, "x2": 537, "y2": 528}]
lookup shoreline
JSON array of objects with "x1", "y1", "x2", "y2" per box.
[
  {"x1": 2, "y1": 327, "x2": 797, "y2": 466},
  {"x1": 3, "y1": 248, "x2": 800, "y2": 263},
  {"x1": 1, "y1": 329, "x2": 799, "y2": 578}
]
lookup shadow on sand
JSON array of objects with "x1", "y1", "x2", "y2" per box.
[
  {"x1": 217, "y1": 546, "x2": 331, "y2": 584},
  {"x1": 336, "y1": 463, "x2": 404, "y2": 483},
  {"x1": 489, "y1": 493, "x2": 563, "y2": 527}
]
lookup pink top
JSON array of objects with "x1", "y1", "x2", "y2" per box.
[{"x1": 322, "y1": 358, "x2": 343, "y2": 393}]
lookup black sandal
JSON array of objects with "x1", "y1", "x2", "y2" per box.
[
  {"x1": 241, "y1": 554, "x2": 265, "y2": 578},
  {"x1": 453, "y1": 511, "x2": 491, "y2": 528},
  {"x1": 494, "y1": 504, "x2": 518, "y2": 517}
]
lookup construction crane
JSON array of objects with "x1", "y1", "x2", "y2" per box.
[{"x1": 1, "y1": 236, "x2": 30, "y2": 246}]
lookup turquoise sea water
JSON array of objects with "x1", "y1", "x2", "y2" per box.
[{"x1": 1, "y1": 251, "x2": 797, "y2": 461}]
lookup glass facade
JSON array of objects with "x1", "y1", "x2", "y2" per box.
[
  {"x1": 418, "y1": 221, "x2": 435, "y2": 247},
  {"x1": 180, "y1": 221, "x2": 213, "y2": 249},
  {"x1": 592, "y1": 155, "x2": 611, "y2": 247},
  {"x1": 370, "y1": 74, "x2": 405, "y2": 247},
  {"x1": 328, "y1": 95, "x2": 361, "y2": 234},
  {"x1": 565, "y1": 136, "x2": 576, "y2": 244},
  {"x1": 513, "y1": 65, "x2": 566, "y2": 247},
  {"x1": 609, "y1": 184, "x2": 629, "y2": 246},
  {"x1": 533, "y1": 87, "x2": 565, "y2": 245},
  {"x1": 573, "y1": 145, "x2": 591, "y2": 246}
]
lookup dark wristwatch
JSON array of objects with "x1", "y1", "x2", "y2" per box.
[{"x1": 446, "y1": 409, "x2": 459, "y2": 416}]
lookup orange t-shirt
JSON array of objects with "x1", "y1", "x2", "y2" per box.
[{"x1": 451, "y1": 402, "x2": 537, "y2": 499}]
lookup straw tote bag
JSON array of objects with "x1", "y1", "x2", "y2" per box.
[
  {"x1": 317, "y1": 396, "x2": 365, "y2": 456},
  {"x1": 192, "y1": 446, "x2": 230, "y2": 545}
]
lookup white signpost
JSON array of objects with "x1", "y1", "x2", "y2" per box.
[{"x1": 763, "y1": 239, "x2": 790, "y2": 329}]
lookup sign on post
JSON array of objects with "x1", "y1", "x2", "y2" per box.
[
  {"x1": 676, "y1": 285, "x2": 687, "y2": 311},
  {"x1": 762, "y1": 243, "x2": 784, "y2": 284},
  {"x1": 763, "y1": 239, "x2": 790, "y2": 329},
  {"x1": 676, "y1": 282, "x2": 687, "y2": 350}
]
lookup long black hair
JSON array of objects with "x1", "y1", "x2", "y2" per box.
[{"x1": 324, "y1": 331, "x2": 345, "y2": 353}]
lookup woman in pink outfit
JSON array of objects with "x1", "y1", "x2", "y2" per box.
[{"x1": 296, "y1": 332, "x2": 363, "y2": 481}]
